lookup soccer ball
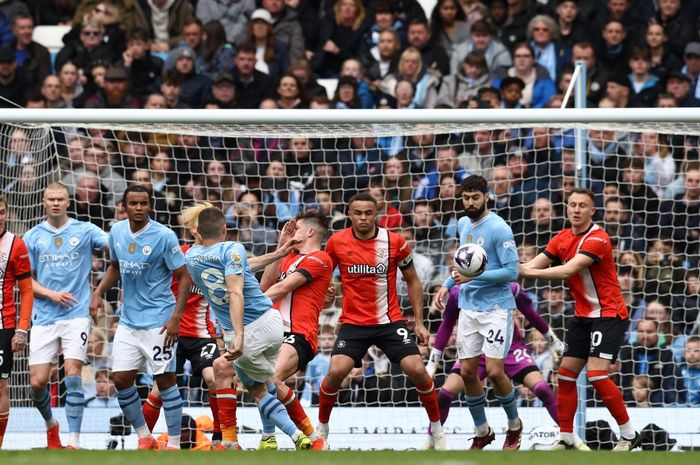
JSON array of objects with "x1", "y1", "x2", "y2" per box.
[{"x1": 454, "y1": 243, "x2": 488, "y2": 278}]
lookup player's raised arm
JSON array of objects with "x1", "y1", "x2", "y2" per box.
[
  {"x1": 248, "y1": 232, "x2": 301, "y2": 272},
  {"x1": 259, "y1": 219, "x2": 297, "y2": 291}
]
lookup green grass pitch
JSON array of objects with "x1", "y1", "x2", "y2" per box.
[{"x1": 1, "y1": 450, "x2": 699, "y2": 465}]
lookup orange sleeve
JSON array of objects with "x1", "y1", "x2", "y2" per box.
[{"x1": 17, "y1": 277, "x2": 33, "y2": 331}]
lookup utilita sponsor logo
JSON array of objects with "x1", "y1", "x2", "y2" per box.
[{"x1": 347, "y1": 263, "x2": 387, "y2": 275}]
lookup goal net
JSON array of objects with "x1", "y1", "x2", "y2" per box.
[{"x1": 1, "y1": 108, "x2": 699, "y2": 450}]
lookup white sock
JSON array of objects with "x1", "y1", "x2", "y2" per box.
[
  {"x1": 560, "y1": 432, "x2": 574, "y2": 444},
  {"x1": 45, "y1": 418, "x2": 57, "y2": 429},
  {"x1": 309, "y1": 431, "x2": 318, "y2": 441},
  {"x1": 507, "y1": 418, "x2": 521, "y2": 431},
  {"x1": 475, "y1": 424, "x2": 490, "y2": 437},
  {"x1": 68, "y1": 432, "x2": 79, "y2": 448},
  {"x1": 619, "y1": 421, "x2": 635, "y2": 440},
  {"x1": 430, "y1": 421, "x2": 443, "y2": 435},
  {"x1": 135, "y1": 424, "x2": 151, "y2": 439},
  {"x1": 167, "y1": 435, "x2": 180, "y2": 449},
  {"x1": 291, "y1": 430, "x2": 301, "y2": 442}
]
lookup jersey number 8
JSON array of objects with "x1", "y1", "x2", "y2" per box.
[{"x1": 201, "y1": 267, "x2": 229, "y2": 306}]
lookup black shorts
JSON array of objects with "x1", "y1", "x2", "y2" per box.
[
  {"x1": 332, "y1": 321, "x2": 420, "y2": 368},
  {"x1": 283, "y1": 332, "x2": 315, "y2": 372},
  {"x1": 0, "y1": 329, "x2": 14, "y2": 379},
  {"x1": 176, "y1": 337, "x2": 220, "y2": 377},
  {"x1": 512, "y1": 365, "x2": 540, "y2": 385},
  {"x1": 564, "y1": 317, "x2": 628, "y2": 362}
]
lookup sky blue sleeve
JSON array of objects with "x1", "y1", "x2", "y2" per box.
[
  {"x1": 89, "y1": 223, "x2": 108, "y2": 250},
  {"x1": 472, "y1": 223, "x2": 518, "y2": 283},
  {"x1": 471, "y1": 262, "x2": 519, "y2": 283},
  {"x1": 108, "y1": 231, "x2": 117, "y2": 261},
  {"x1": 163, "y1": 231, "x2": 186, "y2": 271}
]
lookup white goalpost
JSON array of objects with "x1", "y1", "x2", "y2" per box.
[{"x1": 1, "y1": 108, "x2": 699, "y2": 450}]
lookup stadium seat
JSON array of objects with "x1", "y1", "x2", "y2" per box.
[{"x1": 32, "y1": 25, "x2": 71, "y2": 54}]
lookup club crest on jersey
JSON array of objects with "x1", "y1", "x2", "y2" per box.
[
  {"x1": 477, "y1": 236, "x2": 485, "y2": 246},
  {"x1": 142, "y1": 245, "x2": 152, "y2": 256},
  {"x1": 376, "y1": 248, "x2": 388, "y2": 258},
  {"x1": 69, "y1": 236, "x2": 79, "y2": 246},
  {"x1": 336, "y1": 340, "x2": 346, "y2": 349},
  {"x1": 347, "y1": 263, "x2": 387, "y2": 275},
  {"x1": 128, "y1": 242, "x2": 137, "y2": 254},
  {"x1": 54, "y1": 236, "x2": 63, "y2": 248}
]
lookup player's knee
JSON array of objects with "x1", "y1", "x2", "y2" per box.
[
  {"x1": 485, "y1": 366, "x2": 505, "y2": 383},
  {"x1": 460, "y1": 365, "x2": 478, "y2": 380},
  {"x1": 29, "y1": 375, "x2": 48, "y2": 392},
  {"x1": 212, "y1": 357, "x2": 229, "y2": 376},
  {"x1": 325, "y1": 366, "x2": 348, "y2": 386},
  {"x1": 112, "y1": 373, "x2": 131, "y2": 390}
]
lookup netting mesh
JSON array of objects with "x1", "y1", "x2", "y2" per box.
[{"x1": 2, "y1": 117, "x2": 699, "y2": 449}]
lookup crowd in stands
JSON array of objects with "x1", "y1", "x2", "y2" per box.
[{"x1": 1, "y1": 0, "x2": 699, "y2": 412}]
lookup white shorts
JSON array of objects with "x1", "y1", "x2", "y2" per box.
[
  {"x1": 226, "y1": 309, "x2": 283, "y2": 386},
  {"x1": 456, "y1": 307, "x2": 514, "y2": 360},
  {"x1": 112, "y1": 325, "x2": 177, "y2": 375},
  {"x1": 29, "y1": 317, "x2": 91, "y2": 366}
]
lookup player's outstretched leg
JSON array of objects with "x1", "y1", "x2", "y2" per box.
[
  {"x1": 401, "y1": 354, "x2": 447, "y2": 450},
  {"x1": 247, "y1": 378, "x2": 310, "y2": 450},
  {"x1": 142, "y1": 384, "x2": 162, "y2": 432},
  {"x1": 28, "y1": 365, "x2": 62, "y2": 449},
  {"x1": 586, "y1": 368, "x2": 639, "y2": 451},
  {"x1": 212, "y1": 356, "x2": 240, "y2": 450}
]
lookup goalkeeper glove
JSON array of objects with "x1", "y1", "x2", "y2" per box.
[
  {"x1": 425, "y1": 348, "x2": 442, "y2": 378},
  {"x1": 545, "y1": 330, "x2": 565, "y2": 362}
]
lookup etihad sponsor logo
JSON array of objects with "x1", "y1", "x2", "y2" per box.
[
  {"x1": 347, "y1": 263, "x2": 387, "y2": 275},
  {"x1": 119, "y1": 259, "x2": 150, "y2": 274},
  {"x1": 39, "y1": 252, "x2": 80, "y2": 264}
]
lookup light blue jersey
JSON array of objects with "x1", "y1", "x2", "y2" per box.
[
  {"x1": 454, "y1": 212, "x2": 519, "y2": 312},
  {"x1": 24, "y1": 219, "x2": 108, "y2": 325},
  {"x1": 185, "y1": 241, "x2": 272, "y2": 328},
  {"x1": 109, "y1": 219, "x2": 185, "y2": 329}
]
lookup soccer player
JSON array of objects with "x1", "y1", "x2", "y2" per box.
[
  {"x1": 90, "y1": 186, "x2": 189, "y2": 450},
  {"x1": 259, "y1": 210, "x2": 333, "y2": 451},
  {"x1": 433, "y1": 175, "x2": 523, "y2": 450},
  {"x1": 141, "y1": 202, "x2": 222, "y2": 447},
  {"x1": 0, "y1": 195, "x2": 33, "y2": 449},
  {"x1": 23, "y1": 183, "x2": 108, "y2": 449},
  {"x1": 424, "y1": 283, "x2": 590, "y2": 449},
  {"x1": 520, "y1": 188, "x2": 640, "y2": 451},
  {"x1": 185, "y1": 206, "x2": 312, "y2": 451},
  {"x1": 316, "y1": 192, "x2": 447, "y2": 450}
]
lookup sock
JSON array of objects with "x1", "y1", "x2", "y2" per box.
[
  {"x1": 260, "y1": 383, "x2": 276, "y2": 435},
  {"x1": 619, "y1": 421, "x2": 636, "y2": 439},
  {"x1": 437, "y1": 388, "x2": 455, "y2": 425},
  {"x1": 117, "y1": 386, "x2": 149, "y2": 438},
  {"x1": 258, "y1": 393, "x2": 299, "y2": 438},
  {"x1": 30, "y1": 388, "x2": 55, "y2": 428},
  {"x1": 281, "y1": 389, "x2": 314, "y2": 436},
  {"x1": 416, "y1": 380, "x2": 440, "y2": 423},
  {"x1": 495, "y1": 388, "x2": 521, "y2": 430},
  {"x1": 318, "y1": 379, "x2": 339, "y2": 424},
  {"x1": 64, "y1": 375, "x2": 84, "y2": 443},
  {"x1": 465, "y1": 393, "x2": 489, "y2": 435},
  {"x1": 0, "y1": 411, "x2": 8, "y2": 448},
  {"x1": 217, "y1": 387, "x2": 238, "y2": 443},
  {"x1": 532, "y1": 380, "x2": 558, "y2": 424},
  {"x1": 142, "y1": 393, "x2": 162, "y2": 432},
  {"x1": 557, "y1": 367, "x2": 578, "y2": 438},
  {"x1": 160, "y1": 385, "x2": 182, "y2": 443},
  {"x1": 209, "y1": 390, "x2": 221, "y2": 439},
  {"x1": 588, "y1": 370, "x2": 631, "y2": 437}
]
